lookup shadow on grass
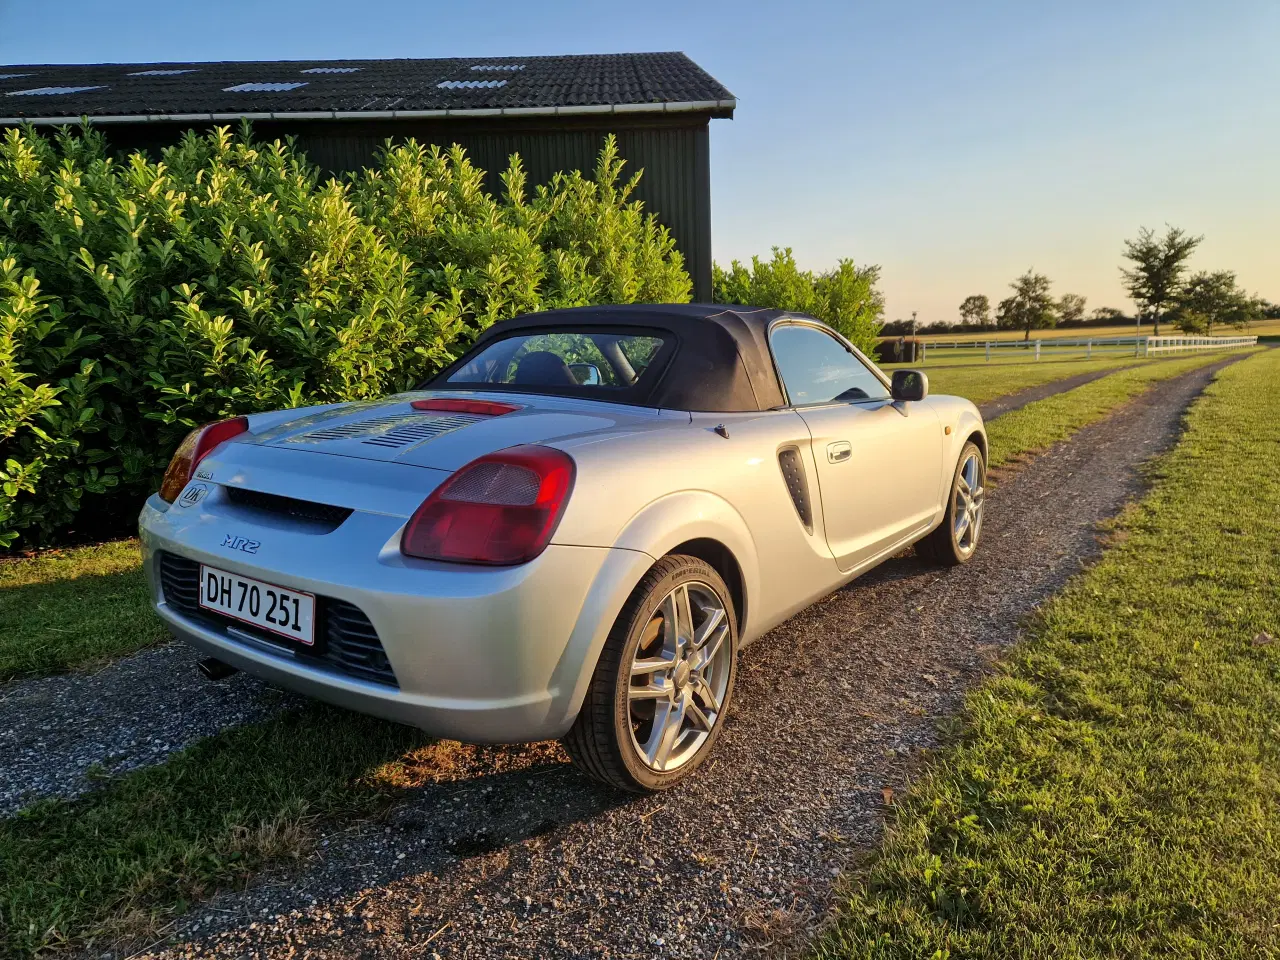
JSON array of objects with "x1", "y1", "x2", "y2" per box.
[
  {"x1": 0, "y1": 563, "x2": 165, "y2": 682},
  {"x1": 141, "y1": 754, "x2": 628, "y2": 958},
  {"x1": 0, "y1": 702, "x2": 628, "y2": 957}
]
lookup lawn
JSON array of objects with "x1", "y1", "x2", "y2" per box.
[
  {"x1": 0, "y1": 539, "x2": 165, "y2": 682},
  {"x1": 0, "y1": 349, "x2": 1265, "y2": 955},
  {"x1": 815, "y1": 347, "x2": 1280, "y2": 958}
]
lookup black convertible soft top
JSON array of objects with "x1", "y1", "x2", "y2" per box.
[{"x1": 429, "y1": 303, "x2": 818, "y2": 412}]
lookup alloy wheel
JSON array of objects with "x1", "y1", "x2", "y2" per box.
[
  {"x1": 953, "y1": 452, "x2": 985, "y2": 556},
  {"x1": 626, "y1": 581, "x2": 732, "y2": 772}
]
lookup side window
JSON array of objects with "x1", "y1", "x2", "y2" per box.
[{"x1": 769, "y1": 324, "x2": 891, "y2": 406}]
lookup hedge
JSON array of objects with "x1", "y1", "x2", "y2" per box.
[
  {"x1": 0, "y1": 124, "x2": 691, "y2": 548},
  {"x1": 712, "y1": 246, "x2": 884, "y2": 354}
]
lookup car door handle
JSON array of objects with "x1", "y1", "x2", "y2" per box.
[{"x1": 827, "y1": 441, "x2": 852, "y2": 463}]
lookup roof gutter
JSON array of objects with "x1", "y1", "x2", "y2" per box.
[{"x1": 0, "y1": 98, "x2": 737, "y2": 126}]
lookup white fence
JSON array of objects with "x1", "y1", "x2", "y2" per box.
[
  {"x1": 1144, "y1": 335, "x2": 1257, "y2": 354},
  {"x1": 915, "y1": 334, "x2": 1258, "y2": 364}
]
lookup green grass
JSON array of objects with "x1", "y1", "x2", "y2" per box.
[
  {"x1": 985, "y1": 350, "x2": 1257, "y2": 468},
  {"x1": 816, "y1": 347, "x2": 1280, "y2": 959},
  {"x1": 0, "y1": 539, "x2": 165, "y2": 682}
]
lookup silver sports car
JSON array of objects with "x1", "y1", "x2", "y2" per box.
[{"x1": 139, "y1": 305, "x2": 985, "y2": 791}]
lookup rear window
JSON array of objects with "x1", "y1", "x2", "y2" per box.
[{"x1": 442, "y1": 330, "x2": 668, "y2": 394}]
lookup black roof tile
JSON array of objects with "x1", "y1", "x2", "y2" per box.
[{"x1": 0, "y1": 52, "x2": 734, "y2": 121}]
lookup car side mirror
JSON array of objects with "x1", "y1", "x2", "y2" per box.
[
  {"x1": 568, "y1": 362, "x2": 602, "y2": 386},
  {"x1": 891, "y1": 369, "x2": 928, "y2": 402}
]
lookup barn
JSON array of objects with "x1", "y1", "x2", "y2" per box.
[{"x1": 0, "y1": 53, "x2": 734, "y2": 299}]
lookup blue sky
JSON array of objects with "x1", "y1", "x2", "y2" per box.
[{"x1": 2, "y1": 0, "x2": 1275, "y2": 323}]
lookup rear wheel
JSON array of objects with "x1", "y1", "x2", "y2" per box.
[
  {"x1": 917, "y1": 441, "x2": 985, "y2": 566},
  {"x1": 563, "y1": 555, "x2": 737, "y2": 792}
]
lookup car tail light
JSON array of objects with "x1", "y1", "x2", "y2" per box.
[
  {"x1": 158, "y1": 417, "x2": 249, "y2": 503},
  {"x1": 401, "y1": 445, "x2": 575, "y2": 565},
  {"x1": 410, "y1": 398, "x2": 522, "y2": 416}
]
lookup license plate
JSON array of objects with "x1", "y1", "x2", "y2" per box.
[{"x1": 199, "y1": 564, "x2": 316, "y2": 646}]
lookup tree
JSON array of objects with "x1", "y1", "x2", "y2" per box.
[
  {"x1": 995, "y1": 270, "x2": 1057, "y2": 341},
  {"x1": 959, "y1": 294, "x2": 990, "y2": 327},
  {"x1": 1058, "y1": 293, "x2": 1087, "y2": 326},
  {"x1": 1120, "y1": 225, "x2": 1202, "y2": 335},
  {"x1": 1172, "y1": 270, "x2": 1261, "y2": 334},
  {"x1": 1090, "y1": 306, "x2": 1127, "y2": 323}
]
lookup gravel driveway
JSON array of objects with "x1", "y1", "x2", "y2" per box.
[
  {"x1": 104, "y1": 357, "x2": 1242, "y2": 960},
  {"x1": 0, "y1": 644, "x2": 290, "y2": 817}
]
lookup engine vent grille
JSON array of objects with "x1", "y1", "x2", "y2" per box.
[
  {"x1": 288, "y1": 413, "x2": 421, "y2": 442},
  {"x1": 223, "y1": 487, "x2": 353, "y2": 531},
  {"x1": 778, "y1": 447, "x2": 814, "y2": 533},
  {"x1": 285, "y1": 412, "x2": 484, "y2": 449},
  {"x1": 157, "y1": 552, "x2": 397, "y2": 687},
  {"x1": 360, "y1": 413, "x2": 483, "y2": 448}
]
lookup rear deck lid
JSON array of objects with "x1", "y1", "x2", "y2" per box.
[{"x1": 244, "y1": 392, "x2": 681, "y2": 472}]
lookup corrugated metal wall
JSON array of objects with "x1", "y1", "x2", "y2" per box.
[{"x1": 96, "y1": 115, "x2": 716, "y2": 301}]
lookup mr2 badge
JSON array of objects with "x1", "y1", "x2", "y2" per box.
[
  {"x1": 177, "y1": 483, "x2": 209, "y2": 508},
  {"x1": 222, "y1": 534, "x2": 261, "y2": 554}
]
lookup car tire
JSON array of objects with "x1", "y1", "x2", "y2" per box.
[
  {"x1": 563, "y1": 554, "x2": 738, "y2": 793},
  {"x1": 917, "y1": 440, "x2": 986, "y2": 566}
]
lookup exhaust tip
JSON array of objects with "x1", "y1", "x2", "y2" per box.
[{"x1": 198, "y1": 656, "x2": 238, "y2": 681}]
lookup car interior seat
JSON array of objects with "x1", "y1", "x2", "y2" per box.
[{"x1": 512, "y1": 351, "x2": 579, "y2": 386}]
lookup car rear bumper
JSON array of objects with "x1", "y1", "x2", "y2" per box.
[{"x1": 139, "y1": 493, "x2": 653, "y2": 743}]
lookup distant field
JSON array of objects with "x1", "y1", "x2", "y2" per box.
[
  {"x1": 908, "y1": 318, "x2": 1280, "y2": 343},
  {"x1": 884, "y1": 334, "x2": 1265, "y2": 369},
  {"x1": 910, "y1": 349, "x2": 1255, "y2": 416},
  {"x1": 891, "y1": 348, "x2": 1139, "y2": 368}
]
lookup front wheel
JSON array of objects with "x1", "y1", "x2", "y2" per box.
[
  {"x1": 917, "y1": 441, "x2": 986, "y2": 566},
  {"x1": 562, "y1": 555, "x2": 738, "y2": 792}
]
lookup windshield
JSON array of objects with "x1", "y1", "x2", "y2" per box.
[{"x1": 441, "y1": 330, "x2": 668, "y2": 394}]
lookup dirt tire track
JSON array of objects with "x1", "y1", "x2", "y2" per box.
[
  {"x1": 975, "y1": 363, "x2": 1138, "y2": 419},
  {"x1": 124, "y1": 355, "x2": 1245, "y2": 960}
]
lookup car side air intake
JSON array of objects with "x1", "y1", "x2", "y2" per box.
[{"x1": 777, "y1": 447, "x2": 814, "y2": 534}]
